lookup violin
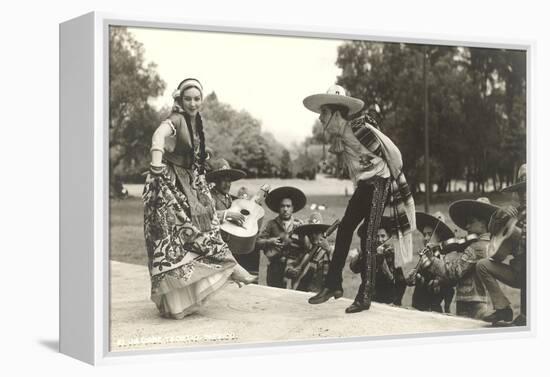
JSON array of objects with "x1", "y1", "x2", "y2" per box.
[
  {"x1": 407, "y1": 233, "x2": 481, "y2": 284},
  {"x1": 425, "y1": 233, "x2": 480, "y2": 255}
]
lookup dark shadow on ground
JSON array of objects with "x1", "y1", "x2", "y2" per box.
[{"x1": 38, "y1": 339, "x2": 59, "y2": 353}]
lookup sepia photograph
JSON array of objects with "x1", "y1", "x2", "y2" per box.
[{"x1": 108, "y1": 25, "x2": 527, "y2": 352}]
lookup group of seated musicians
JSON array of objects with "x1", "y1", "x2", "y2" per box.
[
  {"x1": 404, "y1": 163, "x2": 526, "y2": 325},
  {"x1": 206, "y1": 154, "x2": 527, "y2": 326},
  {"x1": 205, "y1": 158, "x2": 328, "y2": 289},
  {"x1": 241, "y1": 184, "x2": 336, "y2": 293},
  {"x1": 205, "y1": 160, "x2": 333, "y2": 293}
]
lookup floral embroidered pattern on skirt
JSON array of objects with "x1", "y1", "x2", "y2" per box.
[{"x1": 143, "y1": 167, "x2": 236, "y2": 319}]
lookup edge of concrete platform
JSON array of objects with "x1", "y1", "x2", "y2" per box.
[{"x1": 108, "y1": 261, "x2": 505, "y2": 353}]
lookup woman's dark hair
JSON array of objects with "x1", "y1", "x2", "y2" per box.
[
  {"x1": 174, "y1": 79, "x2": 207, "y2": 172},
  {"x1": 195, "y1": 114, "x2": 207, "y2": 174},
  {"x1": 180, "y1": 111, "x2": 207, "y2": 174}
]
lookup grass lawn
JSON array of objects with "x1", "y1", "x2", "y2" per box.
[{"x1": 110, "y1": 191, "x2": 521, "y2": 316}]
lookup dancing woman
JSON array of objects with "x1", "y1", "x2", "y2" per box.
[{"x1": 143, "y1": 78, "x2": 256, "y2": 319}]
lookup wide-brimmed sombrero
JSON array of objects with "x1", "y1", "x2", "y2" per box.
[
  {"x1": 416, "y1": 211, "x2": 455, "y2": 240},
  {"x1": 356, "y1": 216, "x2": 392, "y2": 238},
  {"x1": 449, "y1": 197, "x2": 500, "y2": 231},
  {"x1": 265, "y1": 186, "x2": 306, "y2": 213},
  {"x1": 502, "y1": 163, "x2": 527, "y2": 193},
  {"x1": 303, "y1": 85, "x2": 365, "y2": 116},
  {"x1": 205, "y1": 158, "x2": 246, "y2": 182},
  {"x1": 293, "y1": 212, "x2": 330, "y2": 236}
]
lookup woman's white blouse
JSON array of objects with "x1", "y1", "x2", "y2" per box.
[{"x1": 150, "y1": 120, "x2": 177, "y2": 153}]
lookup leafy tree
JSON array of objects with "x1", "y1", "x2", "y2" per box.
[
  {"x1": 109, "y1": 26, "x2": 166, "y2": 195},
  {"x1": 280, "y1": 149, "x2": 293, "y2": 178},
  {"x1": 200, "y1": 93, "x2": 287, "y2": 177},
  {"x1": 109, "y1": 28, "x2": 291, "y2": 185},
  {"x1": 232, "y1": 129, "x2": 274, "y2": 178},
  {"x1": 331, "y1": 41, "x2": 526, "y2": 193}
]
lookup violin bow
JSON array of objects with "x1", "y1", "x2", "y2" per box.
[
  {"x1": 378, "y1": 236, "x2": 394, "y2": 249},
  {"x1": 424, "y1": 218, "x2": 442, "y2": 250}
]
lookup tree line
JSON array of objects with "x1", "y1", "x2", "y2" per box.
[
  {"x1": 109, "y1": 27, "x2": 297, "y2": 198},
  {"x1": 329, "y1": 41, "x2": 526, "y2": 193},
  {"x1": 109, "y1": 27, "x2": 526, "y2": 197}
]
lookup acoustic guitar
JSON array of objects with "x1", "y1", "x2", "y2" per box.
[
  {"x1": 220, "y1": 184, "x2": 270, "y2": 254},
  {"x1": 488, "y1": 216, "x2": 522, "y2": 262}
]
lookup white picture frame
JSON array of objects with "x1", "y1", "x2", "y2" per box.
[{"x1": 60, "y1": 11, "x2": 534, "y2": 365}]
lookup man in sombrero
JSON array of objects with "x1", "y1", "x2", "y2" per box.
[
  {"x1": 477, "y1": 164, "x2": 527, "y2": 326},
  {"x1": 350, "y1": 217, "x2": 407, "y2": 306},
  {"x1": 303, "y1": 85, "x2": 416, "y2": 313},
  {"x1": 409, "y1": 211, "x2": 455, "y2": 313},
  {"x1": 256, "y1": 186, "x2": 306, "y2": 288},
  {"x1": 285, "y1": 212, "x2": 334, "y2": 293},
  {"x1": 206, "y1": 158, "x2": 247, "y2": 227},
  {"x1": 206, "y1": 158, "x2": 259, "y2": 274},
  {"x1": 421, "y1": 198, "x2": 498, "y2": 319}
]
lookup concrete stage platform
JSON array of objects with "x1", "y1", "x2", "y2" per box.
[{"x1": 110, "y1": 261, "x2": 487, "y2": 352}]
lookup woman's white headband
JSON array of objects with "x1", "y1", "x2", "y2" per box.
[{"x1": 172, "y1": 79, "x2": 203, "y2": 99}]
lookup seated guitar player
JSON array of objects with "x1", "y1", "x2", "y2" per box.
[
  {"x1": 476, "y1": 164, "x2": 527, "y2": 326},
  {"x1": 206, "y1": 158, "x2": 260, "y2": 274}
]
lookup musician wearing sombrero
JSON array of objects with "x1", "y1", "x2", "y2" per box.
[
  {"x1": 421, "y1": 198, "x2": 498, "y2": 319},
  {"x1": 477, "y1": 164, "x2": 527, "y2": 326},
  {"x1": 256, "y1": 186, "x2": 306, "y2": 288},
  {"x1": 206, "y1": 158, "x2": 261, "y2": 274},
  {"x1": 351, "y1": 217, "x2": 407, "y2": 306},
  {"x1": 285, "y1": 213, "x2": 334, "y2": 293},
  {"x1": 409, "y1": 211, "x2": 455, "y2": 313},
  {"x1": 303, "y1": 85, "x2": 416, "y2": 313},
  {"x1": 206, "y1": 158, "x2": 247, "y2": 226}
]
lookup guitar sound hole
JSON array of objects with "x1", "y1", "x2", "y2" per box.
[{"x1": 240, "y1": 209, "x2": 250, "y2": 216}]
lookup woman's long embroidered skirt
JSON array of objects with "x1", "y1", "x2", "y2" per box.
[{"x1": 143, "y1": 168, "x2": 235, "y2": 319}]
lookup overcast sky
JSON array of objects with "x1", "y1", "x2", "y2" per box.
[{"x1": 129, "y1": 27, "x2": 344, "y2": 147}]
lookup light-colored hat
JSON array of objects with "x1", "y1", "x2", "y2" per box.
[
  {"x1": 303, "y1": 85, "x2": 365, "y2": 116},
  {"x1": 449, "y1": 197, "x2": 499, "y2": 230},
  {"x1": 502, "y1": 163, "x2": 527, "y2": 192},
  {"x1": 293, "y1": 212, "x2": 330, "y2": 236},
  {"x1": 205, "y1": 158, "x2": 246, "y2": 182}
]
